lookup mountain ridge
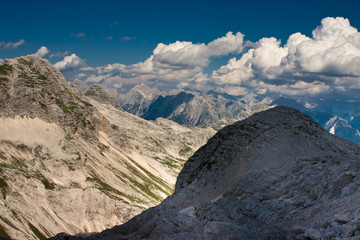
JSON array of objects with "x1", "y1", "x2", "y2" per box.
[
  {"x1": 63, "y1": 106, "x2": 360, "y2": 239},
  {"x1": 0, "y1": 56, "x2": 215, "y2": 239}
]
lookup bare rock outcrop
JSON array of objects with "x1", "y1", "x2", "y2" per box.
[
  {"x1": 0, "y1": 56, "x2": 215, "y2": 240},
  {"x1": 72, "y1": 106, "x2": 360, "y2": 239}
]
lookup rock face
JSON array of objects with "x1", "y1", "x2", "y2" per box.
[
  {"x1": 118, "y1": 83, "x2": 162, "y2": 117},
  {"x1": 85, "y1": 84, "x2": 122, "y2": 110},
  {"x1": 120, "y1": 85, "x2": 271, "y2": 127},
  {"x1": 0, "y1": 56, "x2": 215, "y2": 240},
  {"x1": 73, "y1": 106, "x2": 360, "y2": 239}
]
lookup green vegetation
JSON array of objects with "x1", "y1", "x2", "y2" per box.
[
  {"x1": 86, "y1": 171, "x2": 135, "y2": 204},
  {"x1": 179, "y1": 146, "x2": 192, "y2": 156},
  {"x1": 55, "y1": 98, "x2": 70, "y2": 114},
  {"x1": 155, "y1": 156, "x2": 179, "y2": 169},
  {"x1": 125, "y1": 157, "x2": 173, "y2": 197},
  {"x1": 0, "y1": 63, "x2": 13, "y2": 75},
  {"x1": 65, "y1": 134, "x2": 73, "y2": 141},
  {"x1": 54, "y1": 97, "x2": 95, "y2": 131},
  {"x1": 0, "y1": 77, "x2": 8, "y2": 82},
  {"x1": 18, "y1": 58, "x2": 48, "y2": 82}
]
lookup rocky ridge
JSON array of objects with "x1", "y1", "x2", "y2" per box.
[
  {"x1": 116, "y1": 85, "x2": 360, "y2": 145},
  {"x1": 84, "y1": 84, "x2": 122, "y2": 110},
  {"x1": 0, "y1": 56, "x2": 215, "y2": 240},
  {"x1": 67, "y1": 106, "x2": 360, "y2": 239},
  {"x1": 118, "y1": 85, "x2": 271, "y2": 127}
]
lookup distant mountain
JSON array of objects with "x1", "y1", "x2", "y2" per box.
[
  {"x1": 116, "y1": 85, "x2": 360, "y2": 144},
  {"x1": 57, "y1": 107, "x2": 360, "y2": 239},
  {"x1": 119, "y1": 85, "x2": 270, "y2": 126},
  {"x1": 0, "y1": 56, "x2": 215, "y2": 240},
  {"x1": 85, "y1": 84, "x2": 122, "y2": 110},
  {"x1": 117, "y1": 83, "x2": 162, "y2": 116},
  {"x1": 272, "y1": 97, "x2": 360, "y2": 144},
  {"x1": 324, "y1": 115, "x2": 360, "y2": 143}
]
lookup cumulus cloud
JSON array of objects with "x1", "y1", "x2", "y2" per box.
[
  {"x1": 67, "y1": 32, "x2": 243, "y2": 91},
  {"x1": 34, "y1": 46, "x2": 49, "y2": 57},
  {"x1": 0, "y1": 39, "x2": 25, "y2": 49},
  {"x1": 49, "y1": 51, "x2": 70, "y2": 58},
  {"x1": 152, "y1": 31, "x2": 243, "y2": 68},
  {"x1": 54, "y1": 54, "x2": 86, "y2": 72},
  {"x1": 64, "y1": 17, "x2": 360, "y2": 98},
  {"x1": 211, "y1": 17, "x2": 360, "y2": 97}
]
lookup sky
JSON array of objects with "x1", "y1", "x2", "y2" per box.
[{"x1": 1, "y1": 0, "x2": 360, "y2": 99}]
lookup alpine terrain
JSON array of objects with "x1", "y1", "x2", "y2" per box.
[
  {"x1": 0, "y1": 56, "x2": 215, "y2": 239},
  {"x1": 118, "y1": 85, "x2": 271, "y2": 127},
  {"x1": 56, "y1": 106, "x2": 360, "y2": 239},
  {"x1": 117, "y1": 85, "x2": 360, "y2": 145}
]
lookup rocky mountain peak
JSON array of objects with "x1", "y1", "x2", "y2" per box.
[
  {"x1": 0, "y1": 55, "x2": 108, "y2": 139},
  {"x1": 0, "y1": 56, "x2": 216, "y2": 240},
  {"x1": 77, "y1": 106, "x2": 360, "y2": 239},
  {"x1": 176, "y1": 106, "x2": 348, "y2": 199},
  {"x1": 85, "y1": 84, "x2": 122, "y2": 110}
]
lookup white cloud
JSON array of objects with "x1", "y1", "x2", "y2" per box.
[
  {"x1": 49, "y1": 51, "x2": 70, "y2": 58},
  {"x1": 0, "y1": 39, "x2": 25, "y2": 49},
  {"x1": 63, "y1": 17, "x2": 360, "y2": 99},
  {"x1": 54, "y1": 54, "x2": 86, "y2": 72},
  {"x1": 152, "y1": 31, "x2": 243, "y2": 69},
  {"x1": 34, "y1": 46, "x2": 49, "y2": 57},
  {"x1": 210, "y1": 17, "x2": 360, "y2": 97}
]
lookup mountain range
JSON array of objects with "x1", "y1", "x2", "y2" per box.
[
  {"x1": 1, "y1": 55, "x2": 360, "y2": 239},
  {"x1": 52, "y1": 106, "x2": 360, "y2": 239},
  {"x1": 114, "y1": 84, "x2": 360, "y2": 145},
  {"x1": 0, "y1": 56, "x2": 215, "y2": 239}
]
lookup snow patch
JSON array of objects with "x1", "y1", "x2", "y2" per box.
[{"x1": 330, "y1": 125, "x2": 335, "y2": 135}]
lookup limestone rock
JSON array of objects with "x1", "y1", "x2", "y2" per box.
[
  {"x1": 0, "y1": 56, "x2": 215, "y2": 240},
  {"x1": 69, "y1": 106, "x2": 360, "y2": 240}
]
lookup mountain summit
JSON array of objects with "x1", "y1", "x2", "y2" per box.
[
  {"x1": 70, "y1": 106, "x2": 360, "y2": 239},
  {"x1": 0, "y1": 56, "x2": 215, "y2": 239}
]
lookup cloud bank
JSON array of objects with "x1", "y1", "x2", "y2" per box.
[
  {"x1": 60, "y1": 17, "x2": 360, "y2": 98},
  {"x1": 211, "y1": 17, "x2": 360, "y2": 97},
  {"x1": 0, "y1": 39, "x2": 25, "y2": 49},
  {"x1": 54, "y1": 53, "x2": 86, "y2": 72}
]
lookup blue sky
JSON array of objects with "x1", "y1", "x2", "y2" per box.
[
  {"x1": 1, "y1": 0, "x2": 358, "y2": 66},
  {"x1": 1, "y1": 0, "x2": 360, "y2": 98}
]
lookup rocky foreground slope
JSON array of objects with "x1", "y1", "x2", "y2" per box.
[
  {"x1": 59, "y1": 106, "x2": 360, "y2": 239},
  {"x1": 0, "y1": 56, "x2": 215, "y2": 239}
]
